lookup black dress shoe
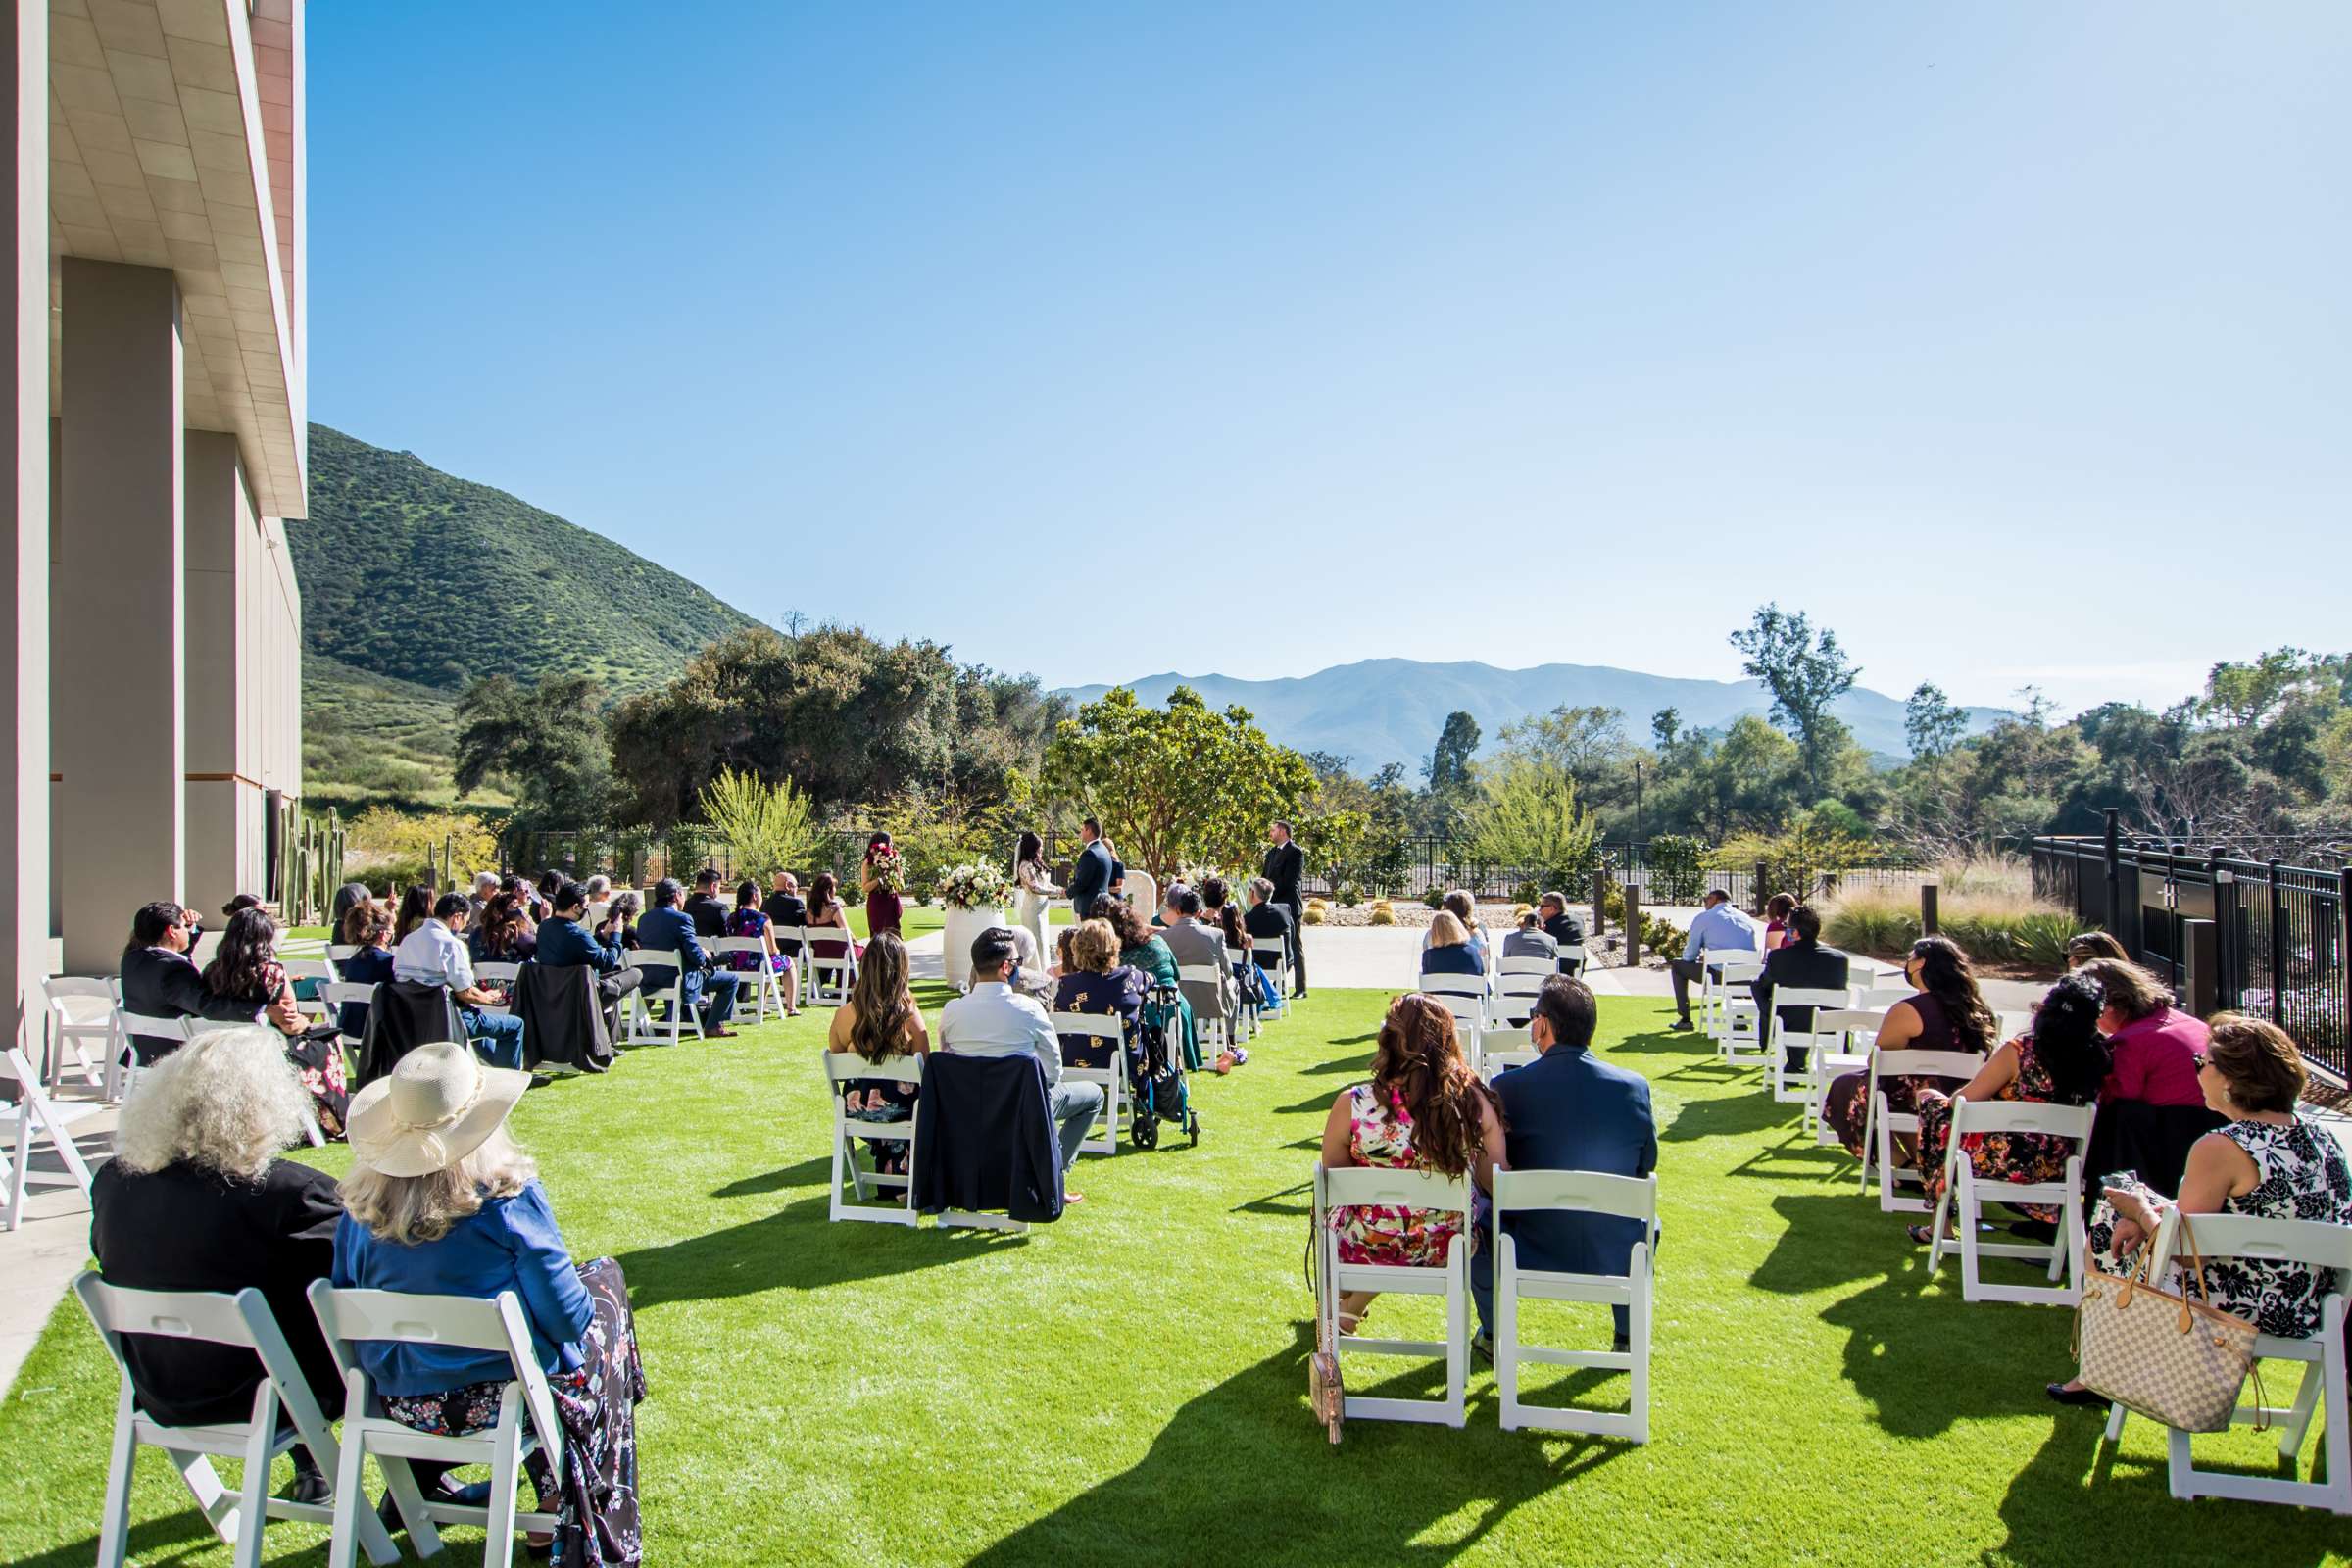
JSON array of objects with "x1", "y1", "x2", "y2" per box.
[{"x1": 2045, "y1": 1381, "x2": 2106, "y2": 1407}]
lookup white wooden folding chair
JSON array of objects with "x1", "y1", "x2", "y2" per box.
[
  {"x1": 710, "y1": 938, "x2": 786, "y2": 1024},
  {"x1": 1418, "y1": 973, "x2": 1488, "y2": 1028},
  {"x1": 1806, "y1": 1007, "x2": 1885, "y2": 1142},
  {"x1": 1054, "y1": 1013, "x2": 1129, "y2": 1156},
  {"x1": 1558, "y1": 942, "x2": 1587, "y2": 973},
  {"x1": 1764, "y1": 988, "x2": 1852, "y2": 1104},
  {"x1": 471, "y1": 961, "x2": 521, "y2": 1019},
  {"x1": 308, "y1": 1283, "x2": 564, "y2": 1568},
  {"x1": 768, "y1": 926, "x2": 809, "y2": 1006},
  {"x1": 1860, "y1": 987, "x2": 1913, "y2": 1010},
  {"x1": 1859, "y1": 1050, "x2": 1987, "y2": 1211},
  {"x1": 1223, "y1": 947, "x2": 1261, "y2": 1041},
  {"x1": 1, "y1": 1043, "x2": 98, "y2": 1230},
  {"x1": 1496, "y1": 956, "x2": 1553, "y2": 1026},
  {"x1": 111, "y1": 1009, "x2": 197, "y2": 1105},
  {"x1": 1925, "y1": 1096, "x2": 2093, "y2": 1305},
  {"x1": 1492, "y1": 1169, "x2": 1658, "y2": 1442},
  {"x1": 280, "y1": 959, "x2": 337, "y2": 1027},
  {"x1": 620, "y1": 951, "x2": 705, "y2": 1045},
  {"x1": 40, "y1": 975, "x2": 118, "y2": 1091},
  {"x1": 2101, "y1": 1211, "x2": 2352, "y2": 1514},
  {"x1": 1252, "y1": 936, "x2": 1292, "y2": 1003},
  {"x1": 805, "y1": 940, "x2": 858, "y2": 1006},
  {"x1": 1707, "y1": 953, "x2": 1766, "y2": 1064},
  {"x1": 1177, "y1": 963, "x2": 1236, "y2": 1056},
  {"x1": 822, "y1": 1050, "x2": 922, "y2": 1224},
  {"x1": 1313, "y1": 1163, "x2": 1472, "y2": 1427},
  {"x1": 73, "y1": 1274, "x2": 400, "y2": 1568},
  {"x1": 1475, "y1": 1024, "x2": 1539, "y2": 1083},
  {"x1": 327, "y1": 944, "x2": 360, "y2": 972}
]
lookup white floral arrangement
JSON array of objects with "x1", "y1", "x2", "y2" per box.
[{"x1": 935, "y1": 861, "x2": 1011, "y2": 911}]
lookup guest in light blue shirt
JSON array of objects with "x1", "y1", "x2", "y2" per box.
[
  {"x1": 1668, "y1": 888, "x2": 1762, "y2": 1031},
  {"x1": 390, "y1": 892, "x2": 526, "y2": 1068},
  {"x1": 939, "y1": 927, "x2": 1104, "y2": 1193}
]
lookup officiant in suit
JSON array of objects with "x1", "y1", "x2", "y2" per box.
[
  {"x1": 1262, "y1": 820, "x2": 1306, "y2": 998},
  {"x1": 1066, "y1": 816, "x2": 1116, "y2": 923}
]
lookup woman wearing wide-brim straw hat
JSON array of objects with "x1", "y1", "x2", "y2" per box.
[{"x1": 333, "y1": 1042, "x2": 650, "y2": 1566}]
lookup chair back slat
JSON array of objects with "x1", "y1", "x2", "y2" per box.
[
  {"x1": 1498, "y1": 956, "x2": 1556, "y2": 976},
  {"x1": 1494, "y1": 1168, "x2": 1657, "y2": 1224},
  {"x1": 1319, "y1": 1164, "x2": 1470, "y2": 1213},
  {"x1": 1873, "y1": 1050, "x2": 1985, "y2": 1081},
  {"x1": 823, "y1": 1051, "x2": 923, "y2": 1086},
  {"x1": 310, "y1": 1285, "x2": 514, "y2": 1354},
  {"x1": 74, "y1": 1276, "x2": 260, "y2": 1346},
  {"x1": 1773, "y1": 987, "x2": 1849, "y2": 1008},
  {"x1": 1051, "y1": 1013, "x2": 1125, "y2": 1041},
  {"x1": 2155, "y1": 1212, "x2": 2352, "y2": 1275},
  {"x1": 1947, "y1": 1096, "x2": 2093, "y2": 1141}
]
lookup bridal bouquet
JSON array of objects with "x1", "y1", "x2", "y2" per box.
[
  {"x1": 867, "y1": 843, "x2": 905, "y2": 893},
  {"x1": 936, "y1": 861, "x2": 1011, "y2": 911}
]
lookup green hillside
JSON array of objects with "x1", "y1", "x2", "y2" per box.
[{"x1": 289, "y1": 424, "x2": 763, "y2": 807}]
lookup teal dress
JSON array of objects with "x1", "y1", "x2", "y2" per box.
[{"x1": 1121, "y1": 935, "x2": 1199, "y2": 1068}]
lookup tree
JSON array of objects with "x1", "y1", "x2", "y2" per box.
[
  {"x1": 695, "y1": 767, "x2": 827, "y2": 879},
  {"x1": 1904, "y1": 682, "x2": 1967, "y2": 764},
  {"x1": 1421, "y1": 710, "x2": 1481, "y2": 833},
  {"x1": 1461, "y1": 759, "x2": 1599, "y2": 889},
  {"x1": 1040, "y1": 686, "x2": 1317, "y2": 878},
  {"x1": 1494, "y1": 706, "x2": 1629, "y2": 792},
  {"x1": 453, "y1": 673, "x2": 612, "y2": 826},
  {"x1": 1651, "y1": 708, "x2": 1681, "y2": 750},
  {"x1": 1730, "y1": 604, "x2": 1859, "y2": 799}
]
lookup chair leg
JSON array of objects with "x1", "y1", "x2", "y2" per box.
[
  {"x1": 96, "y1": 1381, "x2": 138, "y2": 1568},
  {"x1": 1630, "y1": 1248, "x2": 1653, "y2": 1445},
  {"x1": 2166, "y1": 1425, "x2": 2196, "y2": 1500},
  {"x1": 2102, "y1": 1401, "x2": 2128, "y2": 1446},
  {"x1": 2279, "y1": 1357, "x2": 2326, "y2": 1459},
  {"x1": 375, "y1": 1452, "x2": 443, "y2": 1559},
  {"x1": 231, "y1": 1390, "x2": 275, "y2": 1568},
  {"x1": 1446, "y1": 1260, "x2": 1467, "y2": 1428},
  {"x1": 2324, "y1": 1341, "x2": 2351, "y2": 1512},
  {"x1": 327, "y1": 1423, "x2": 367, "y2": 1568},
  {"x1": 483, "y1": 1415, "x2": 522, "y2": 1568}
]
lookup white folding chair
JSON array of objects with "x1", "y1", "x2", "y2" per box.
[
  {"x1": 469, "y1": 961, "x2": 521, "y2": 1020},
  {"x1": 1418, "y1": 973, "x2": 1488, "y2": 1027},
  {"x1": 1251, "y1": 936, "x2": 1292, "y2": 1003},
  {"x1": 1860, "y1": 987, "x2": 1913, "y2": 1010},
  {"x1": 1764, "y1": 988, "x2": 1852, "y2": 1104},
  {"x1": 805, "y1": 939, "x2": 858, "y2": 1006},
  {"x1": 282, "y1": 959, "x2": 337, "y2": 1026},
  {"x1": 1177, "y1": 963, "x2": 1236, "y2": 1055},
  {"x1": 1496, "y1": 956, "x2": 1553, "y2": 1026},
  {"x1": 710, "y1": 938, "x2": 786, "y2": 1024},
  {"x1": 40, "y1": 975, "x2": 118, "y2": 1091},
  {"x1": 620, "y1": 951, "x2": 706, "y2": 1045},
  {"x1": 1492, "y1": 1169, "x2": 1658, "y2": 1442},
  {"x1": 1558, "y1": 943, "x2": 1587, "y2": 973},
  {"x1": 327, "y1": 944, "x2": 360, "y2": 971},
  {"x1": 308, "y1": 1283, "x2": 564, "y2": 1568},
  {"x1": 1706, "y1": 953, "x2": 1766, "y2": 1063},
  {"x1": 768, "y1": 926, "x2": 809, "y2": 1006},
  {"x1": 1054, "y1": 1013, "x2": 1129, "y2": 1156},
  {"x1": 73, "y1": 1274, "x2": 399, "y2": 1568},
  {"x1": 1806, "y1": 1008, "x2": 1885, "y2": 1142},
  {"x1": 111, "y1": 1010, "x2": 197, "y2": 1105},
  {"x1": 1, "y1": 1044, "x2": 98, "y2": 1230},
  {"x1": 2101, "y1": 1211, "x2": 2352, "y2": 1514},
  {"x1": 1313, "y1": 1163, "x2": 1472, "y2": 1427},
  {"x1": 822, "y1": 1051, "x2": 922, "y2": 1224},
  {"x1": 1925, "y1": 1096, "x2": 2094, "y2": 1305},
  {"x1": 1859, "y1": 1050, "x2": 1991, "y2": 1211},
  {"x1": 1475, "y1": 1024, "x2": 1539, "y2": 1082},
  {"x1": 1223, "y1": 947, "x2": 1261, "y2": 1040}
]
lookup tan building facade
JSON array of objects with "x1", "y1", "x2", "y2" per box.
[{"x1": 3, "y1": 0, "x2": 308, "y2": 1043}]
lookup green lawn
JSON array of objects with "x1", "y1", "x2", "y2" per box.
[{"x1": 3, "y1": 993, "x2": 2344, "y2": 1566}]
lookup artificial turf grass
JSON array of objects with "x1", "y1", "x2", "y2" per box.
[{"x1": 4, "y1": 995, "x2": 2350, "y2": 1566}]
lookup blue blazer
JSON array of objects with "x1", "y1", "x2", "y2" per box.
[
  {"x1": 633, "y1": 906, "x2": 711, "y2": 1001},
  {"x1": 535, "y1": 915, "x2": 624, "y2": 974},
  {"x1": 1492, "y1": 1046, "x2": 1657, "y2": 1277},
  {"x1": 1066, "y1": 840, "x2": 1114, "y2": 918}
]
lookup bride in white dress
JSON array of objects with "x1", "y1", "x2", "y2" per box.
[{"x1": 1013, "y1": 831, "x2": 1061, "y2": 963}]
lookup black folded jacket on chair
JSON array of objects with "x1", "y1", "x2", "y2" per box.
[
  {"x1": 514, "y1": 963, "x2": 615, "y2": 1075},
  {"x1": 910, "y1": 1053, "x2": 1064, "y2": 1224},
  {"x1": 354, "y1": 981, "x2": 468, "y2": 1088}
]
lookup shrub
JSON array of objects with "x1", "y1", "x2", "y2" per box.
[
  {"x1": 1302, "y1": 906, "x2": 1326, "y2": 925},
  {"x1": 1820, "y1": 863, "x2": 2074, "y2": 972},
  {"x1": 696, "y1": 768, "x2": 826, "y2": 882},
  {"x1": 1334, "y1": 882, "x2": 1361, "y2": 907},
  {"x1": 1368, "y1": 903, "x2": 1396, "y2": 927},
  {"x1": 1640, "y1": 913, "x2": 1688, "y2": 957},
  {"x1": 1422, "y1": 888, "x2": 1446, "y2": 909},
  {"x1": 1646, "y1": 834, "x2": 1709, "y2": 904}
]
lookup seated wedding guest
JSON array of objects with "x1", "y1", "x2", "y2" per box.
[
  {"x1": 635, "y1": 878, "x2": 742, "y2": 1037},
  {"x1": 334, "y1": 1042, "x2": 647, "y2": 1563},
  {"x1": 805, "y1": 872, "x2": 860, "y2": 975},
  {"x1": 2064, "y1": 930, "x2": 2130, "y2": 968},
  {"x1": 602, "y1": 889, "x2": 642, "y2": 950},
  {"x1": 1243, "y1": 878, "x2": 1295, "y2": 979},
  {"x1": 1908, "y1": 972, "x2": 2112, "y2": 1246},
  {"x1": 760, "y1": 871, "x2": 808, "y2": 969},
  {"x1": 939, "y1": 928, "x2": 1103, "y2": 1200},
  {"x1": 1469, "y1": 977, "x2": 1654, "y2": 1353},
  {"x1": 331, "y1": 881, "x2": 373, "y2": 939},
  {"x1": 724, "y1": 878, "x2": 798, "y2": 1013},
  {"x1": 467, "y1": 891, "x2": 537, "y2": 964},
  {"x1": 1158, "y1": 885, "x2": 1238, "y2": 1055},
  {"x1": 91, "y1": 1027, "x2": 348, "y2": 1503},
  {"x1": 1420, "y1": 910, "x2": 1488, "y2": 981},
  {"x1": 1422, "y1": 890, "x2": 1490, "y2": 971},
  {"x1": 828, "y1": 933, "x2": 927, "y2": 1175},
  {"x1": 1820, "y1": 935, "x2": 1997, "y2": 1159},
  {"x1": 1321, "y1": 993, "x2": 1504, "y2": 1334},
  {"x1": 1762, "y1": 892, "x2": 1797, "y2": 952},
  {"x1": 2075, "y1": 956, "x2": 2223, "y2": 1197},
  {"x1": 1667, "y1": 889, "x2": 1762, "y2": 1031},
  {"x1": 1501, "y1": 910, "x2": 1559, "y2": 964},
  {"x1": 221, "y1": 892, "x2": 265, "y2": 920},
  {"x1": 582, "y1": 875, "x2": 612, "y2": 904},
  {"x1": 536, "y1": 880, "x2": 645, "y2": 1028},
  {"x1": 1104, "y1": 897, "x2": 1195, "y2": 1067},
  {"x1": 1217, "y1": 899, "x2": 1278, "y2": 1012},
  {"x1": 202, "y1": 906, "x2": 352, "y2": 1138},
  {"x1": 468, "y1": 871, "x2": 501, "y2": 922},
  {"x1": 337, "y1": 904, "x2": 399, "y2": 1041},
  {"x1": 393, "y1": 892, "x2": 527, "y2": 1068},
  {"x1": 532, "y1": 869, "x2": 564, "y2": 919},
  {"x1": 392, "y1": 884, "x2": 435, "y2": 944},
  {"x1": 1750, "y1": 904, "x2": 1849, "y2": 1073},
  {"x1": 684, "y1": 868, "x2": 731, "y2": 939},
  {"x1": 1539, "y1": 892, "x2": 1587, "y2": 975},
  {"x1": 121, "y1": 901, "x2": 300, "y2": 1064},
  {"x1": 2050, "y1": 1015, "x2": 2352, "y2": 1404},
  {"x1": 1053, "y1": 918, "x2": 1147, "y2": 1074}
]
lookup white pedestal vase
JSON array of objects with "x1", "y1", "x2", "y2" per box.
[{"x1": 940, "y1": 905, "x2": 1008, "y2": 991}]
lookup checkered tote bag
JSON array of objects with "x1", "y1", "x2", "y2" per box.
[{"x1": 2075, "y1": 1215, "x2": 2261, "y2": 1434}]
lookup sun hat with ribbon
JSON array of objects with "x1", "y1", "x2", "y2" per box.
[{"x1": 347, "y1": 1040, "x2": 529, "y2": 1178}]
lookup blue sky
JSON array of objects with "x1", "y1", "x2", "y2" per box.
[{"x1": 308, "y1": 2, "x2": 2350, "y2": 713}]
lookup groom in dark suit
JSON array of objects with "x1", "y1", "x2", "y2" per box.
[
  {"x1": 1066, "y1": 816, "x2": 1115, "y2": 925},
  {"x1": 1261, "y1": 820, "x2": 1306, "y2": 998}
]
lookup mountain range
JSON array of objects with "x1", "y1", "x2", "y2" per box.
[{"x1": 1059, "y1": 662, "x2": 2007, "y2": 772}]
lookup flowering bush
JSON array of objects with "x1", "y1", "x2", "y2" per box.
[{"x1": 935, "y1": 861, "x2": 1010, "y2": 911}]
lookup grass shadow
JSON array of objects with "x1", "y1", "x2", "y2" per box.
[
  {"x1": 614, "y1": 1196, "x2": 1026, "y2": 1306},
  {"x1": 1659, "y1": 1092, "x2": 1797, "y2": 1143},
  {"x1": 1233, "y1": 1179, "x2": 1312, "y2": 1217},
  {"x1": 710, "y1": 1155, "x2": 831, "y2": 1198}
]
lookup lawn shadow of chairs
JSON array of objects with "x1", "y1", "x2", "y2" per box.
[
  {"x1": 1233, "y1": 1178, "x2": 1313, "y2": 1218},
  {"x1": 963, "y1": 1321, "x2": 1627, "y2": 1568},
  {"x1": 1658, "y1": 1090, "x2": 1795, "y2": 1144}
]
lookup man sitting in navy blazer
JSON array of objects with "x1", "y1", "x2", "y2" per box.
[
  {"x1": 1472, "y1": 974, "x2": 1657, "y2": 1355},
  {"x1": 634, "y1": 877, "x2": 742, "y2": 1038}
]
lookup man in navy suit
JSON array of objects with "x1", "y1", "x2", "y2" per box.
[
  {"x1": 1473, "y1": 975, "x2": 1657, "y2": 1353},
  {"x1": 1065, "y1": 816, "x2": 1115, "y2": 924},
  {"x1": 635, "y1": 878, "x2": 742, "y2": 1037}
]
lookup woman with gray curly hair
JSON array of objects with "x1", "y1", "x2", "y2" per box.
[{"x1": 89, "y1": 1026, "x2": 347, "y2": 1501}]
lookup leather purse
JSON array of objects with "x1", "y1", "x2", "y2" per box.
[
  {"x1": 1308, "y1": 1313, "x2": 1345, "y2": 1445},
  {"x1": 2076, "y1": 1214, "x2": 2262, "y2": 1433}
]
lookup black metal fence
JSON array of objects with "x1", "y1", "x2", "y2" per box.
[{"x1": 2031, "y1": 815, "x2": 2351, "y2": 1083}]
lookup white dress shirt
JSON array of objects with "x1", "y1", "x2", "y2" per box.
[
  {"x1": 393, "y1": 918, "x2": 475, "y2": 992},
  {"x1": 939, "y1": 979, "x2": 1064, "y2": 1086}
]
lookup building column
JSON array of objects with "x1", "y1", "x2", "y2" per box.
[
  {"x1": 183, "y1": 431, "x2": 242, "y2": 914},
  {"x1": 56, "y1": 261, "x2": 184, "y2": 971},
  {"x1": 1, "y1": 5, "x2": 48, "y2": 1035}
]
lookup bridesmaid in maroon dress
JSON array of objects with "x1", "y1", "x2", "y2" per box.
[{"x1": 861, "y1": 832, "x2": 905, "y2": 941}]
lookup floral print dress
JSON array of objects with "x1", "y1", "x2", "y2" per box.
[
  {"x1": 1913, "y1": 1036, "x2": 2092, "y2": 1219},
  {"x1": 2086, "y1": 1114, "x2": 2352, "y2": 1340},
  {"x1": 1328, "y1": 1084, "x2": 1466, "y2": 1268}
]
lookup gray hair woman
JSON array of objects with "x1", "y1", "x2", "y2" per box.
[{"x1": 89, "y1": 1027, "x2": 347, "y2": 1499}]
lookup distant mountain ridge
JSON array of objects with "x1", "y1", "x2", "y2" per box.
[{"x1": 1057, "y1": 659, "x2": 2006, "y2": 770}]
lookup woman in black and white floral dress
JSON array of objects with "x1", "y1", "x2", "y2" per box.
[{"x1": 2050, "y1": 1013, "x2": 2352, "y2": 1403}]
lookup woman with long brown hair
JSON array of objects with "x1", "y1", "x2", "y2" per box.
[
  {"x1": 1821, "y1": 934, "x2": 1997, "y2": 1159},
  {"x1": 826, "y1": 932, "x2": 928, "y2": 1175},
  {"x1": 1320, "y1": 992, "x2": 1505, "y2": 1333}
]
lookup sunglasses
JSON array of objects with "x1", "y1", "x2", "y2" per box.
[{"x1": 2191, "y1": 1053, "x2": 2210, "y2": 1069}]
